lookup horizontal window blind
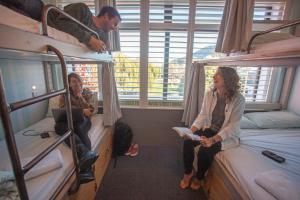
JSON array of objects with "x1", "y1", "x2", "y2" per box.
[
  {"x1": 254, "y1": 1, "x2": 285, "y2": 20},
  {"x1": 204, "y1": 66, "x2": 273, "y2": 102},
  {"x1": 66, "y1": 64, "x2": 99, "y2": 93},
  {"x1": 195, "y1": 1, "x2": 225, "y2": 25},
  {"x1": 149, "y1": 0, "x2": 189, "y2": 24},
  {"x1": 148, "y1": 31, "x2": 187, "y2": 104},
  {"x1": 115, "y1": 0, "x2": 140, "y2": 23}
]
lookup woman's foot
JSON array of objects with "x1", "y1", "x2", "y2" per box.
[
  {"x1": 179, "y1": 172, "x2": 193, "y2": 189},
  {"x1": 125, "y1": 143, "x2": 139, "y2": 157},
  {"x1": 190, "y1": 178, "x2": 202, "y2": 190}
]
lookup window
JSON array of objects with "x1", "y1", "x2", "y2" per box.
[
  {"x1": 114, "y1": 0, "x2": 141, "y2": 106},
  {"x1": 203, "y1": 66, "x2": 274, "y2": 102},
  {"x1": 66, "y1": 64, "x2": 99, "y2": 93}
]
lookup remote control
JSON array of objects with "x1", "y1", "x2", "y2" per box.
[{"x1": 262, "y1": 150, "x2": 285, "y2": 163}]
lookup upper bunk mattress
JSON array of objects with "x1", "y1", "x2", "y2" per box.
[
  {"x1": 250, "y1": 33, "x2": 300, "y2": 55},
  {"x1": 215, "y1": 128, "x2": 300, "y2": 200},
  {"x1": 0, "y1": 5, "x2": 85, "y2": 48}
]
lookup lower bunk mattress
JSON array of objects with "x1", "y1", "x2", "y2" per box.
[
  {"x1": 213, "y1": 128, "x2": 300, "y2": 200},
  {"x1": 0, "y1": 114, "x2": 107, "y2": 200}
]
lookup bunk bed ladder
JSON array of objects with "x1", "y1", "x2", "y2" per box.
[{"x1": 0, "y1": 45, "x2": 80, "y2": 200}]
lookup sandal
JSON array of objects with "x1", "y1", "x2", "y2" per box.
[
  {"x1": 179, "y1": 172, "x2": 193, "y2": 189},
  {"x1": 190, "y1": 178, "x2": 201, "y2": 190}
]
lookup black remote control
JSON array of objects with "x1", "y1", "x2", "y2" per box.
[{"x1": 262, "y1": 150, "x2": 285, "y2": 163}]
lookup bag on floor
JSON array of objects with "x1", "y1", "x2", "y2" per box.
[{"x1": 112, "y1": 119, "x2": 133, "y2": 158}]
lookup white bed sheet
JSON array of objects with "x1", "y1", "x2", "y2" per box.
[
  {"x1": 251, "y1": 36, "x2": 300, "y2": 55},
  {"x1": 0, "y1": 5, "x2": 85, "y2": 48},
  {"x1": 0, "y1": 114, "x2": 106, "y2": 200},
  {"x1": 215, "y1": 129, "x2": 300, "y2": 200}
]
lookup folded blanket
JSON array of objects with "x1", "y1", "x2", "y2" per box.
[
  {"x1": 0, "y1": 171, "x2": 19, "y2": 200},
  {"x1": 255, "y1": 170, "x2": 300, "y2": 200},
  {"x1": 22, "y1": 149, "x2": 63, "y2": 181}
]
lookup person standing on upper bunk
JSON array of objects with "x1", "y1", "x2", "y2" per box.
[
  {"x1": 180, "y1": 67, "x2": 245, "y2": 190},
  {"x1": 55, "y1": 73, "x2": 98, "y2": 184},
  {"x1": 48, "y1": 3, "x2": 121, "y2": 52}
]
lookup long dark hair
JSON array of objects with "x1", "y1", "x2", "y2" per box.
[
  {"x1": 218, "y1": 67, "x2": 240, "y2": 101},
  {"x1": 68, "y1": 73, "x2": 83, "y2": 94}
]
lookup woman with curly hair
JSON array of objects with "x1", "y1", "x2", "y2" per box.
[{"x1": 180, "y1": 67, "x2": 245, "y2": 190}]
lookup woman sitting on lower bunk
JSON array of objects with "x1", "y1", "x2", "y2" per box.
[
  {"x1": 55, "y1": 72, "x2": 98, "y2": 184},
  {"x1": 180, "y1": 67, "x2": 245, "y2": 190}
]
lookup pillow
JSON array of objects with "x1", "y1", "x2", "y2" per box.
[
  {"x1": 46, "y1": 96, "x2": 61, "y2": 117},
  {"x1": 240, "y1": 116, "x2": 259, "y2": 129},
  {"x1": 244, "y1": 111, "x2": 300, "y2": 129}
]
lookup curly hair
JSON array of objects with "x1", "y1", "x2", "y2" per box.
[{"x1": 218, "y1": 67, "x2": 240, "y2": 101}]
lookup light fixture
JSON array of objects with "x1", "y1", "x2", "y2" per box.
[{"x1": 32, "y1": 85, "x2": 37, "y2": 97}]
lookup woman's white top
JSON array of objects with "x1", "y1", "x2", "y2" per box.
[{"x1": 192, "y1": 90, "x2": 245, "y2": 150}]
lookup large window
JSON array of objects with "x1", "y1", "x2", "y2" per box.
[{"x1": 114, "y1": 0, "x2": 287, "y2": 107}]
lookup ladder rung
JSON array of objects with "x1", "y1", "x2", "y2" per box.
[
  {"x1": 22, "y1": 130, "x2": 72, "y2": 174},
  {"x1": 10, "y1": 89, "x2": 66, "y2": 112}
]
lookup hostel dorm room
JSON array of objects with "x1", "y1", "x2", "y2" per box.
[{"x1": 0, "y1": 0, "x2": 299, "y2": 200}]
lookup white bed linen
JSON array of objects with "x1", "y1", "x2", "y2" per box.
[
  {"x1": 251, "y1": 36, "x2": 300, "y2": 55},
  {"x1": 0, "y1": 5, "x2": 85, "y2": 48},
  {"x1": 215, "y1": 129, "x2": 300, "y2": 200},
  {"x1": 0, "y1": 114, "x2": 106, "y2": 200}
]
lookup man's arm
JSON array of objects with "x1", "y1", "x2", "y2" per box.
[{"x1": 53, "y1": 3, "x2": 106, "y2": 52}]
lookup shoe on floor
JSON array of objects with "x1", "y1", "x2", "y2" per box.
[
  {"x1": 190, "y1": 178, "x2": 201, "y2": 190},
  {"x1": 179, "y1": 172, "x2": 193, "y2": 189},
  {"x1": 125, "y1": 143, "x2": 139, "y2": 157}
]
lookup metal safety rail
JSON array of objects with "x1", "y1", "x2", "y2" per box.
[
  {"x1": 247, "y1": 19, "x2": 300, "y2": 53},
  {"x1": 0, "y1": 45, "x2": 80, "y2": 200},
  {"x1": 42, "y1": 4, "x2": 100, "y2": 41}
]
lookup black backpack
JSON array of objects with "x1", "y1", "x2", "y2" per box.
[{"x1": 112, "y1": 119, "x2": 133, "y2": 167}]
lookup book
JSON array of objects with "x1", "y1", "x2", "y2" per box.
[{"x1": 172, "y1": 127, "x2": 202, "y2": 141}]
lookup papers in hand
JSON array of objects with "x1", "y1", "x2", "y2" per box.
[{"x1": 172, "y1": 127, "x2": 201, "y2": 141}]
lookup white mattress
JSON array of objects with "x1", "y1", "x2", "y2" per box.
[
  {"x1": 215, "y1": 129, "x2": 300, "y2": 200},
  {"x1": 250, "y1": 35, "x2": 300, "y2": 55},
  {"x1": 0, "y1": 114, "x2": 106, "y2": 200},
  {"x1": 0, "y1": 5, "x2": 85, "y2": 48}
]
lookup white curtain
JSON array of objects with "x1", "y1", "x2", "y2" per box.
[
  {"x1": 102, "y1": 62, "x2": 122, "y2": 126},
  {"x1": 215, "y1": 0, "x2": 254, "y2": 53},
  {"x1": 182, "y1": 63, "x2": 205, "y2": 127},
  {"x1": 98, "y1": 0, "x2": 120, "y2": 51}
]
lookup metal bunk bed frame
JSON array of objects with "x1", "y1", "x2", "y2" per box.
[
  {"x1": 194, "y1": 19, "x2": 300, "y2": 67},
  {"x1": 0, "y1": 5, "x2": 110, "y2": 200}
]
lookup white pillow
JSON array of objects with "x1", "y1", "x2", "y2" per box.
[
  {"x1": 46, "y1": 96, "x2": 61, "y2": 117},
  {"x1": 244, "y1": 111, "x2": 300, "y2": 129},
  {"x1": 240, "y1": 116, "x2": 259, "y2": 129}
]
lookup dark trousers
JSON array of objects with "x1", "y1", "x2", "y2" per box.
[
  {"x1": 55, "y1": 117, "x2": 92, "y2": 157},
  {"x1": 183, "y1": 129, "x2": 221, "y2": 180}
]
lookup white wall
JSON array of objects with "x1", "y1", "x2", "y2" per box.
[{"x1": 287, "y1": 67, "x2": 300, "y2": 115}]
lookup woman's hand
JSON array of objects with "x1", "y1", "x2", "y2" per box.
[
  {"x1": 200, "y1": 136, "x2": 213, "y2": 148},
  {"x1": 83, "y1": 108, "x2": 92, "y2": 117},
  {"x1": 190, "y1": 126, "x2": 198, "y2": 133}
]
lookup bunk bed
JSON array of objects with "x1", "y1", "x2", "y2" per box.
[
  {"x1": 0, "y1": 4, "x2": 117, "y2": 200},
  {"x1": 193, "y1": 20, "x2": 300, "y2": 200}
]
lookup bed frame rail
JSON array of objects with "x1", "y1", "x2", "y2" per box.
[
  {"x1": 42, "y1": 4, "x2": 100, "y2": 41},
  {"x1": 247, "y1": 19, "x2": 300, "y2": 53},
  {"x1": 0, "y1": 45, "x2": 80, "y2": 200}
]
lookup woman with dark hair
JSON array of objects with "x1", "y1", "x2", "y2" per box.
[
  {"x1": 180, "y1": 67, "x2": 245, "y2": 190},
  {"x1": 56, "y1": 72, "x2": 98, "y2": 184}
]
